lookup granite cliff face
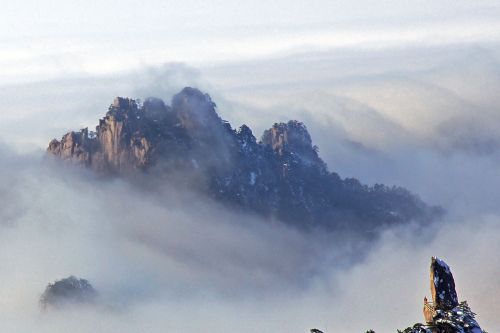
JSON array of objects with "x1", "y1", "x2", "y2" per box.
[
  {"x1": 48, "y1": 97, "x2": 166, "y2": 172},
  {"x1": 47, "y1": 87, "x2": 442, "y2": 230}
]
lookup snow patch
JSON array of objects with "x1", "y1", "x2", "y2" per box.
[
  {"x1": 435, "y1": 257, "x2": 451, "y2": 274},
  {"x1": 249, "y1": 172, "x2": 257, "y2": 186}
]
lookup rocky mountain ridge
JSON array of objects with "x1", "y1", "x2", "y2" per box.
[{"x1": 47, "y1": 87, "x2": 442, "y2": 230}]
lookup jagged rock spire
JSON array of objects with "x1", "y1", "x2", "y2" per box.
[
  {"x1": 430, "y1": 256, "x2": 459, "y2": 310},
  {"x1": 424, "y1": 256, "x2": 459, "y2": 323},
  {"x1": 365, "y1": 258, "x2": 485, "y2": 333},
  {"x1": 420, "y1": 257, "x2": 484, "y2": 333}
]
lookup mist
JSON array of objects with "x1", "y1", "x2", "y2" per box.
[
  {"x1": 1, "y1": 39, "x2": 500, "y2": 332},
  {"x1": 1, "y1": 148, "x2": 499, "y2": 332}
]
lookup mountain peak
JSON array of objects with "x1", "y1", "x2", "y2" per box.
[
  {"x1": 47, "y1": 87, "x2": 441, "y2": 231},
  {"x1": 362, "y1": 258, "x2": 484, "y2": 333},
  {"x1": 112, "y1": 96, "x2": 137, "y2": 110},
  {"x1": 262, "y1": 120, "x2": 313, "y2": 155},
  {"x1": 171, "y1": 87, "x2": 220, "y2": 131}
]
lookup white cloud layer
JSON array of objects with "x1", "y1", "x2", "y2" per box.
[
  {"x1": 2, "y1": 3, "x2": 500, "y2": 330},
  {"x1": 1, "y1": 1, "x2": 500, "y2": 83},
  {"x1": 0, "y1": 149, "x2": 499, "y2": 333}
]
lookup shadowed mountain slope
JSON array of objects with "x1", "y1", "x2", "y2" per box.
[{"x1": 47, "y1": 87, "x2": 442, "y2": 231}]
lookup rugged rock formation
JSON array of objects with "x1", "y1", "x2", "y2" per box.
[
  {"x1": 47, "y1": 129, "x2": 95, "y2": 165},
  {"x1": 40, "y1": 276, "x2": 97, "y2": 310},
  {"x1": 362, "y1": 258, "x2": 485, "y2": 333},
  {"x1": 403, "y1": 257, "x2": 484, "y2": 333},
  {"x1": 47, "y1": 87, "x2": 442, "y2": 231},
  {"x1": 429, "y1": 257, "x2": 459, "y2": 310}
]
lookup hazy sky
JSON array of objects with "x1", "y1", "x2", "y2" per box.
[{"x1": 2, "y1": 1, "x2": 500, "y2": 83}]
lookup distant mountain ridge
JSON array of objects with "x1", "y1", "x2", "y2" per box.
[{"x1": 47, "y1": 87, "x2": 442, "y2": 230}]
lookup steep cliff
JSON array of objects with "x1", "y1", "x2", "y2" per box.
[{"x1": 47, "y1": 87, "x2": 442, "y2": 231}]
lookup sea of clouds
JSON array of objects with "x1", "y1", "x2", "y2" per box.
[{"x1": 1, "y1": 40, "x2": 500, "y2": 332}]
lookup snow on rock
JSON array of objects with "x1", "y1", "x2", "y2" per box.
[
  {"x1": 363, "y1": 258, "x2": 486, "y2": 333},
  {"x1": 249, "y1": 172, "x2": 257, "y2": 185},
  {"x1": 430, "y1": 256, "x2": 459, "y2": 309},
  {"x1": 433, "y1": 302, "x2": 484, "y2": 333}
]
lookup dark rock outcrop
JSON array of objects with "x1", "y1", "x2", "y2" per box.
[
  {"x1": 404, "y1": 257, "x2": 484, "y2": 333},
  {"x1": 430, "y1": 257, "x2": 459, "y2": 310},
  {"x1": 363, "y1": 258, "x2": 485, "y2": 333},
  {"x1": 40, "y1": 276, "x2": 97, "y2": 310},
  {"x1": 47, "y1": 87, "x2": 442, "y2": 231},
  {"x1": 311, "y1": 329, "x2": 324, "y2": 333}
]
